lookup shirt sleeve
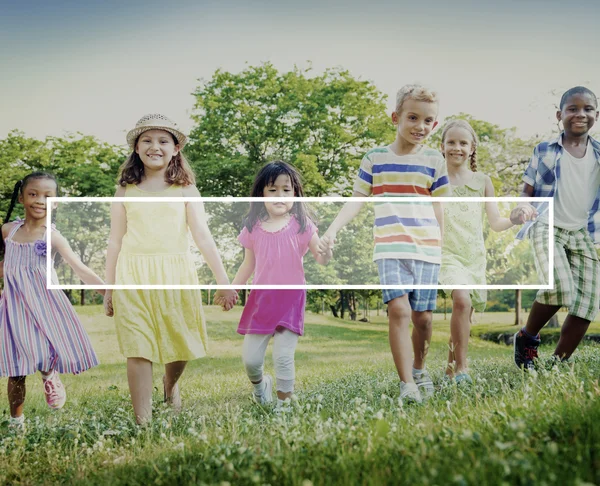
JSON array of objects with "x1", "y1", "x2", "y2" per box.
[
  {"x1": 238, "y1": 226, "x2": 253, "y2": 250},
  {"x1": 353, "y1": 152, "x2": 374, "y2": 196},
  {"x1": 430, "y1": 154, "x2": 452, "y2": 197},
  {"x1": 522, "y1": 145, "x2": 540, "y2": 188}
]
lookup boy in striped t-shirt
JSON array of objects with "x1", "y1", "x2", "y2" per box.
[{"x1": 318, "y1": 84, "x2": 450, "y2": 404}]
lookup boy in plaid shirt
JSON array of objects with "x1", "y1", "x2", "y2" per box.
[{"x1": 512, "y1": 86, "x2": 600, "y2": 369}]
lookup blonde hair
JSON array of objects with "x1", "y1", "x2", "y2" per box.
[
  {"x1": 395, "y1": 84, "x2": 439, "y2": 114},
  {"x1": 441, "y1": 119, "x2": 479, "y2": 172}
]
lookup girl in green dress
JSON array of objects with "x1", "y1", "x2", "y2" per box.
[{"x1": 439, "y1": 120, "x2": 522, "y2": 383}]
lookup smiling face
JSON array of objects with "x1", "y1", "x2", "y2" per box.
[
  {"x1": 263, "y1": 174, "x2": 294, "y2": 218},
  {"x1": 392, "y1": 99, "x2": 438, "y2": 146},
  {"x1": 135, "y1": 129, "x2": 180, "y2": 171},
  {"x1": 19, "y1": 177, "x2": 58, "y2": 221},
  {"x1": 557, "y1": 92, "x2": 599, "y2": 137},
  {"x1": 441, "y1": 126, "x2": 475, "y2": 168}
]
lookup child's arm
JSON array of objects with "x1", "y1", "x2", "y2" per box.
[
  {"x1": 317, "y1": 190, "x2": 366, "y2": 254},
  {"x1": 309, "y1": 233, "x2": 332, "y2": 265},
  {"x1": 231, "y1": 248, "x2": 255, "y2": 285},
  {"x1": 104, "y1": 186, "x2": 127, "y2": 316},
  {"x1": 484, "y1": 175, "x2": 515, "y2": 232},
  {"x1": 52, "y1": 232, "x2": 105, "y2": 295},
  {"x1": 183, "y1": 185, "x2": 238, "y2": 310},
  {"x1": 433, "y1": 201, "x2": 444, "y2": 244}
]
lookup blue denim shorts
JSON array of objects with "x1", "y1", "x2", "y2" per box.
[{"x1": 377, "y1": 258, "x2": 439, "y2": 311}]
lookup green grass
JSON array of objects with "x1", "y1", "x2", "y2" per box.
[{"x1": 1, "y1": 306, "x2": 599, "y2": 485}]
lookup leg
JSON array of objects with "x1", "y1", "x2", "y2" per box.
[
  {"x1": 8, "y1": 376, "x2": 26, "y2": 418},
  {"x1": 242, "y1": 334, "x2": 271, "y2": 385},
  {"x1": 164, "y1": 360, "x2": 187, "y2": 411},
  {"x1": 387, "y1": 295, "x2": 414, "y2": 383},
  {"x1": 411, "y1": 310, "x2": 433, "y2": 370},
  {"x1": 127, "y1": 357, "x2": 153, "y2": 425},
  {"x1": 524, "y1": 301, "x2": 562, "y2": 336},
  {"x1": 554, "y1": 315, "x2": 591, "y2": 359},
  {"x1": 272, "y1": 329, "x2": 299, "y2": 401},
  {"x1": 447, "y1": 290, "x2": 471, "y2": 376}
]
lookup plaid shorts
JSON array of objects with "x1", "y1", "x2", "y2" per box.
[
  {"x1": 376, "y1": 258, "x2": 439, "y2": 311},
  {"x1": 531, "y1": 222, "x2": 600, "y2": 321}
]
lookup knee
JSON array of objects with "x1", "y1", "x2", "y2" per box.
[
  {"x1": 242, "y1": 352, "x2": 264, "y2": 378},
  {"x1": 412, "y1": 311, "x2": 433, "y2": 331},
  {"x1": 452, "y1": 292, "x2": 472, "y2": 314},
  {"x1": 387, "y1": 298, "x2": 411, "y2": 325},
  {"x1": 272, "y1": 347, "x2": 295, "y2": 373}
]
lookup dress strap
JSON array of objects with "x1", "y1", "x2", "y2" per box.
[{"x1": 7, "y1": 220, "x2": 24, "y2": 239}]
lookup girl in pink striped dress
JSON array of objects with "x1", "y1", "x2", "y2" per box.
[{"x1": 0, "y1": 172, "x2": 104, "y2": 432}]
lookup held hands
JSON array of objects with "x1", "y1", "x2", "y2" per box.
[
  {"x1": 104, "y1": 290, "x2": 114, "y2": 317},
  {"x1": 214, "y1": 289, "x2": 238, "y2": 311},
  {"x1": 317, "y1": 232, "x2": 336, "y2": 256},
  {"x1": 510, "y1": 204, "x2": 538, "y2": 225}
]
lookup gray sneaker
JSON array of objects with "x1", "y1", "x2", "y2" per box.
[
  {"x1": 413, "y1": 369, "x2": 434, "y2": 400},
  {"x1": 399, "y1": 382, "x2": 422, "y2": 405},
  {"x1": 254, "y1": 375, "x2": 273, "y2": 405}
]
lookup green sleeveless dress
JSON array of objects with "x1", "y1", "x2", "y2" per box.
[{"x1": 439, "y1": 172, "x2": 487, "y2": 311}]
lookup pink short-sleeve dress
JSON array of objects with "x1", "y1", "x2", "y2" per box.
[{"x1": 237, "y1": 215, "x2": 317, "y2": 336}]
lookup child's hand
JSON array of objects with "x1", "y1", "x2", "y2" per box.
[
  {"x1": 214, "y1": 289, "x2": 238, "y2": 311},
  {"x1": 510, "y1": 204, "x2": 538, "y2": 225},
  {"x1": 317, "y1": 233, "x2": 336, "y2": 255},
  {"x1": 104, "y1": 290, "x2": 114, "y2": 317}
]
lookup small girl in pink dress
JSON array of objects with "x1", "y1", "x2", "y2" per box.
[{"x1": 232, "y1": 161, "x2": 332, "y2": 408}]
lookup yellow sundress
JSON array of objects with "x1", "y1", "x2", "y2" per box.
[{"x1": 113, "y1": 184, "x2": 207, "y2": 363}]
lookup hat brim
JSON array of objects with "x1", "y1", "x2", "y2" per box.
[{"x1": 126, "y1": 126, "x2": 187, "y2": 150}]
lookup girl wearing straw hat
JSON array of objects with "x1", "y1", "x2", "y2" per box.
[{"x1": 104, "y1": 114, "x2": 237, "y2": 425}]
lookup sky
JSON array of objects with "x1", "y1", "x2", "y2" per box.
[{"x1": 1, "y1": 0, "x2": 599, "y2": 147}]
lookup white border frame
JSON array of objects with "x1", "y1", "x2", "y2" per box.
[{"x1": 47, "y1": 196, "x2": 554, "y2": 290}]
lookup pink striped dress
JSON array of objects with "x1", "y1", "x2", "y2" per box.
[{"x1": 0, "y1": 221, "x2": 98, "y2": 377}]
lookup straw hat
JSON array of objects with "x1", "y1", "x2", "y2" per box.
[{"x1": 126, "y1": 114, "x2": 187, "y2": 150}]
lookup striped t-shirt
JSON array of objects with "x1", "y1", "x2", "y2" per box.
[{"x1": 353, "y1": 145, "x2": 451, "y2": 264}]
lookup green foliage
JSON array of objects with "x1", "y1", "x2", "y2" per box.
[
  {"x1": 0, "y1": 131, "x2": 125, "y2": 220},
  {"x1": 186, "y1": 63, "x2": 394, "y2": 197}
]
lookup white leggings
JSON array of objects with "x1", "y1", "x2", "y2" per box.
[{"x1": 242, "y1": 329, "x2": 299, "y2": 393}]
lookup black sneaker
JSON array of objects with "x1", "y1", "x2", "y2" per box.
[{"x1": 513, "y1": 330, "x2": 541, "y2": 370}]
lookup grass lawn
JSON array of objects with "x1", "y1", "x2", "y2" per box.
[{"x1": 1, "y1": 305, "x2": 599, "y2": 485}]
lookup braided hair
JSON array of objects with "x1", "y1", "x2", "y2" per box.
[
  {"x1": 1, "y1": 172, "x2": 58, "y2": 258},
  {"x1": 441, "y1": 119, "x2": 479, "y2": 172}
]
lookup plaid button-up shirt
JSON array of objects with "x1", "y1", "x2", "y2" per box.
[{"x1": 516, "y1": 133, "x2": 600, "y2": 244}]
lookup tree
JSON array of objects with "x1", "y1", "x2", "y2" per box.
[{"x1": 186, "y1": 62, "x2": 394, "y2": 198}]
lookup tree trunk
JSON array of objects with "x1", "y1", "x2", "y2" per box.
[
  {"x1": 349, "y1": 291, "x2": 357, "y2": 321},
  {"x1": 329, "y1": 305, "x2": 339, "y2": 318},
  {"x1": 339, "y1": 290, "x2": 345, "y2": 319},
  {"x1": 547, "y1": 315, "x2": 560, "y2": 328},
  {"x1": 514, "y1": 289, "x2": 522, "y2": 326},
  {"x1": 80, "y1": 289, "x2": 85, "y2": 306},
  {"x1": 241, "y1": 289, "x2": 247, "y2": 306},
  {"x1": 444, "y1": 294, "x2": 447, "y2": 320}
]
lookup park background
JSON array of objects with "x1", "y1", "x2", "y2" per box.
[{"x1": 1, "y1": 0, "x2": 600, "y2": 484}]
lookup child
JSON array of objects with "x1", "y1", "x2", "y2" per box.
[
  {"x1": 439, "y1": 119, "x2": 524, "y2": 383},
  {"x1": 104, "y1": 114, "x2": 238, "y2": 424},
  {"x1": 0, "y1": 172, "x2": 104, "y2": 432},
  {"x1": 232, "y1": 161, "x2": 331, "y2": 408},
  {"x1": 318, "y1": 84, "x2": 451, "y2": 403},
  {"x1": 512, "y1": 86, "x2": 600, "y2": 369}
]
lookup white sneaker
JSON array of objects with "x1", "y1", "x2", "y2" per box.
[
  {"x1": 8, "y1": 415, "x2": 25, "y2": 433},
  {"x1": 413, "y1": 369, "x2": 434, "y2": 400},
  {"x1": 399, "y1": 382, "x2": 422, "y2": 405},
  {"x1": 253, "y1": 375, "x2": 273, "y2": 405}
]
